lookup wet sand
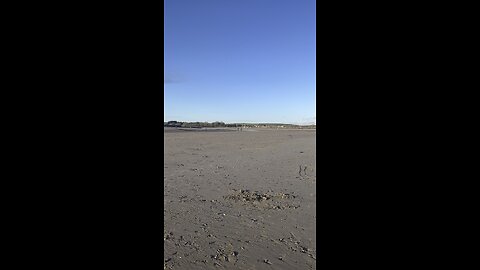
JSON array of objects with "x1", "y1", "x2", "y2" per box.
[{"x1": 164, "y1": 129, "x2": 316, "y2": 269}]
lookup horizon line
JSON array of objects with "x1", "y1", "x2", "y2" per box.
[{"x1": 164, "y1": 120, "x2": 316, "y2": 125}]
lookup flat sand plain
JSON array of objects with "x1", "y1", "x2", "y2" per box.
[{"x1": 164, "y1": 128, "x2": 316, "y2": 269}]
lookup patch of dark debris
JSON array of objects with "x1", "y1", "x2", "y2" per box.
[
  {"x1": 224, "y1": 189, "x2": 300, "y2": 209},
  {"x1": 210, "y1": 248, "x2": 239, "y2": 264},
  {"x1": 225, "y1": 189, "x2": 296, "y2": 201}
]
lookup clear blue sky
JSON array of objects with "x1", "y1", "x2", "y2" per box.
[{"x1": 164, "y1": 0, "x2": 316, "y2": 124}]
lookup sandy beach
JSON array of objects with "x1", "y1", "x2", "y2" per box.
[{"x1": 164, "y1": 128, "x2": 316, "y2": 269}]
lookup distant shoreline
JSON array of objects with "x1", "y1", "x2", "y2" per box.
[
  {"x1": 164, "y1": 127, "x2": 316, "y2": 133},
  {"x1": 164, "y1": 127, "x2": 236, "y2": 133},
  {"x1": 164, "y1": 121, "x2": 316, "y2": 130}
]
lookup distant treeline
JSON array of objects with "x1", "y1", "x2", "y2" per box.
[
  {"x1": 165, "y1": 121, "x2": 230, "y2": 128},
  {"x1": 164, "y1": 121, "x2": 315, "y2": 129}
]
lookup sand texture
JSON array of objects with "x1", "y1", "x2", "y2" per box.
[{"x1": 164, "y1": 129, "x2": 316, "y2": 269}]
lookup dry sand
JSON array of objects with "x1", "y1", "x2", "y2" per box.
[{"x1": 164, "y1": 128, "x2": 316, "y2": 269}]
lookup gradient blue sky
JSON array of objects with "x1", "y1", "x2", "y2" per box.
[{"x1": 164, "y1": 0, "x2": 316, "y2": 124}]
